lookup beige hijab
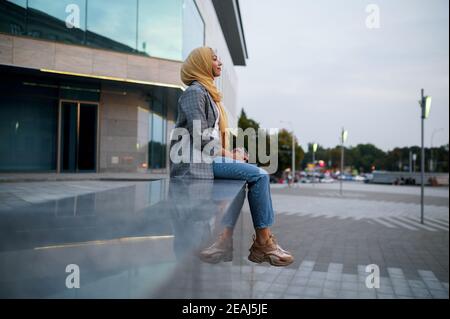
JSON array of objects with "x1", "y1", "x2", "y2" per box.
[{"x1": 181, "y1": 47, "x2": 229, "y2": 150}]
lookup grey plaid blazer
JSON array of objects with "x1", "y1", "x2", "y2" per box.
[{"x1": 170, "y1": 81, "x2": 220, "y2": 179}]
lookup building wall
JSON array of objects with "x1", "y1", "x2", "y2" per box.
[
  {"x1": 0, "y1": 34, "x2": 183, "y2": 88},
  {"x1": 98, "y1": 82, "x2": 181, "y2": 173},
  {"x1": 99, "y1": 84, "x2": 144, "y2": 173}
]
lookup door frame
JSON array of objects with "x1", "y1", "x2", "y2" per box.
[{"x1": 57, "y1": 99, "x2": 100, "y2": 173}]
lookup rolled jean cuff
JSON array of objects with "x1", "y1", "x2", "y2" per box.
[{"x1": 254, "y1": 222, "x2": 273, "y2": 230}]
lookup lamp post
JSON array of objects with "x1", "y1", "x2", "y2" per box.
[
  {"x1": 312, "y1": 143, "x2": 318, "y2": 186},
  {"x1": 430, "y1": 128, "x2": 444, "y2": 172},
  {"x1": 340, "y1": 128, "x2": 348, "y2": 196},
  {"x1": 409, "y1": 151, "x2": 412, "y2": 173},
  {"x1": 281, "y1": 121, "x2": 296, "y2": 185},
  {"x1": 419, "y1": 89, "x2": 432, "y2": 224}
]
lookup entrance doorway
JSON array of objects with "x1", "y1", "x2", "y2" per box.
[{"x1": 58, "y1": 100, "x2": 99, "y2": 172}]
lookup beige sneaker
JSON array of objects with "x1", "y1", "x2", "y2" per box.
[
  {"x1": 248, "y1": 234, "x2": 294, "y2": 266},
  {"x1": 198, "y1": 234, "x2": 233, "y2": 264}
]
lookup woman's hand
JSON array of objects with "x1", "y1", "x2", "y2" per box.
[
  {"x1": 221, "y1": 148, "x2": 248, "y2": 162},
  {"x1": 232, "y1": 148, "x2": 249, "y2": 162}
]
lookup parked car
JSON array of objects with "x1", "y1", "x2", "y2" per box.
[
  {"x1": 337, "y1": 174, "x2": 353, "y2": 181},
  {"x1": 320, "y1": 176, "x2": 335, "y2": 183},
  {"x1": 299, "y1": 177, "x2": 311, "y2": 184},
  {"x1": 363, "y1": 173, "x2": 374, "y2": 183},
  {"x1": 353, "y1": 175, "x2": 366, "y2": 182}
]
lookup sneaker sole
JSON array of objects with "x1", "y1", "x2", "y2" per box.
[
  {"x1": 199, "y1": 252, "x2": 233, "y2": 264},
  {"x1": 248, "y1": 252, "x2": 293, "y2": 267}
]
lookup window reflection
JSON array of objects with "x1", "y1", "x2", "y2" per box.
[
  {"x1": 138, "y1": 0, "x2": 183, "y2": 60},
  {"x1": 6, "y1": 0, "x2": 26, "y2": 6},
  {"x1": 87, "y1": 0, "x2": 137, "y2": 53},
  {"x1": 0, "y1": 0, "x2": 204, "y2": 61},
  {"x1": 182, "y1": 0, "x2": 204, "y2": 59},
  {"x1": 0, "y1": 94, "x2": 58, "y2": 172},
  {"x1": 149, "y1": 113, "x2": 167, "y2": 169},
  {"x1": 0, "y1": 0, "x2": 27, "y2": 35},
  {"x1": 148, "y1": 87, "x2": 167, "y2": 169},
  {"x1": 27, "y1": 0, "x2": 86, "y2": 44}
]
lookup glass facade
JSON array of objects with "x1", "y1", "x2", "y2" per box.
[
  {"x1": 182, "y1": 0, "x2": 204, "y2": 59},
  {"x1": 0, "y1": 66, "x2": 101, "y2": 172},
  {"x1": 60, "y1": 101, "x2": 98, "y2": 172},
  {"x1": 0, "y1": 81, "x2": 58, "y2": 172},
  {"x1": 86, "y1": 0, "x2": 137, "y2": 53},
  {"x1": 138, "y1": 0, "x2": 182, "y2": 61},
  {"x1": 0, "y1": 0, "x2": 204, "y2": 60},
  {"x1": 148, "y1": 87, "x2": 168, "y2": 169},
  {"x1": 27, "y1": 0, "x2": 87, "y2": 45},
  {"x1": 0, "y1": 65, "x2": 182, "y2": 173}
]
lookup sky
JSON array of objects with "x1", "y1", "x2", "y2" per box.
[{"x1": 235, "y1": 0, "x2": 449, "y2": 152}]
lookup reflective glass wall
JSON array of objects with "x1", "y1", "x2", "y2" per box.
[
  {"x1": 0, "y1": 0, "x2": 204, "y2": 60},
  {"x1": 148, "y1": 87, "x2": 167, "y2": 169},
  {"x1": 0, "y1": 77, "x2": 58, "y2": 171}
]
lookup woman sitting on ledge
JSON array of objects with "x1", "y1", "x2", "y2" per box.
[{"x1": 169, "y1": 46, "x2": 293, "y2": 267}]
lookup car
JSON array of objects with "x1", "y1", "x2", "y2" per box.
[
  {"x1": 299, "y1": 177, "x2": 311, "y2": 183},
  {"x1": 320, "y1": 177, "x2": 335, "y2": 183},
  {"x1": 363, "y1": 174, "x2": 374, "y2": 183},
  {"x1": 337, "y1": 174, "x2": 353, "y2": 181},
  {"x1": 353, "y1": 175, "x2": 366, "y2": 182}
]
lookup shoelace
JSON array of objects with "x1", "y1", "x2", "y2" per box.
[
  {"x1": 252, "y1": 234, "x2": 291, "y2": 255},
  {"x1": 269, "y1": 234, "x2": 291, "y2": 254}
]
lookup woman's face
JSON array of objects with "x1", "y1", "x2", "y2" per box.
[{"x1": 212, "y1": 53, "x2": 223, "y2": 77}]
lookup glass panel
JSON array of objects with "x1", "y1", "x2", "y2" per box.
[
  {"x1": 148, "y1": 113, "x2": 167, "y2": 169},
  {"x1": 61, "y1": 102, "x2": 78, "y2": 172},
  {"x1": 138, "y1": 0, "x2": 182, "y2": 60},
  {"x1": 78, "y1": 103, "x2": 97, "y2": 171},
  {"x1": 182, "y1": 0, "x2": 204, "y2": 59},
  {"x1": 0, "y1": 0, "x2": 27, "y2": 36},
  {"x1": 87, "y1": 0, "x2": 137, "y2": 53},
  {"x1": 27, "y1": 0, "x2": 87, "y2": 45},
  {"x1": 0, "y1": 95, "x2": 58, "y2": 172},
  {"x1": 152, "y1": 113, "x2": 164, "y2": 143},
  {"x1": 1, "y1": 0, "x2": 196, "y2": 61},
  {"x1": 60, "y1": 81, "x2": 100, "y2": 102}
]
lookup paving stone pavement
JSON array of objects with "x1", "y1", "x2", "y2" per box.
[
  {"x1": 154, "y1": 259, "x2": 448, "y2": 299},
  {"x1": 231, "y1": 183, "x2": 449, "y2": 299}
]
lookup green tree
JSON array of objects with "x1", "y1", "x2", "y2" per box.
[
  {"x1": 349, "y1": 144, "x2": 386, "y2": 173},
  {"x1": 237, "y1": 110, "x2": 449, "y2": 174},
  {"x1": 237, "y1": 109, "x2": 260, "y2": 163},
  {"x1": 277, "y1": 129, "x2": 304, "y2": 176},
  {"x1": 238, "y1": 109, "x2": 260, "y2": 132}
]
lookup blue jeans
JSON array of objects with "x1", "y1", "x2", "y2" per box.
[{"x1": 212, "y1": 156, "x2": 274, "y2": 229}]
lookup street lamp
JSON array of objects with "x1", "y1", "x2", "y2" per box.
[
  {"x1": 430, "y1": 128, "x2": 444, "y2": 172},
  {"x1": 419, "y1": 89, "x2": 432, "y2": 224},
  {"x1": 280, "y1": 121, "x2": 296, "y2": 185},
  {"x1": 312, "y1": 143, "x2": 318, "y2": 185},
  {"x1": 340, "y1": 128, "x2": 348, "y2": 196}
]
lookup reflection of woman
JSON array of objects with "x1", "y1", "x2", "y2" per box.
[{"x1": 170, "y1": 47, "x2": 293, "y2": 266}]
